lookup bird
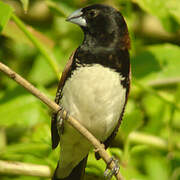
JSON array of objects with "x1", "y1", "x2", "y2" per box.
[{"x1": 51, "y1": 4, "x2": 131, "y2": 180}]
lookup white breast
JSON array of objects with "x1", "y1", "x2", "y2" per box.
[
  {"x1": 61, "y1": 64, "x2": 126, "y2": 140},
  {"x1": 57, "y1": 64, "x2": 126, "y2": 178}
]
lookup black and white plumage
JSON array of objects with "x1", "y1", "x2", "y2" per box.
[{"x1": 51, "y1": 4, "x2": 131, "y2": 180}]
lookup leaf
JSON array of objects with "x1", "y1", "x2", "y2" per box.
[
  {"x1": 174, "y1": 86, "x2": 180, "y2": 129},
  {"x1": 132, "y1": 44, "x2": 180, "y2": 83},
  {"x1": 20, "y1": 0, "x2": 29, "y2": 13},
  {"x1": 120, "y1": 157, "x2": 149, "y2": 180},
  {"x1": 86, "y1": 151, "x2": 105, "y2": 176},
  {"x1": 109, "y1": 147, "x2": 123, "y2": 159},
  {"x1": 131, "y1": 145, "x2": 149, "y2": 155},
  {"x1": 0, "y1": 86, "x2": 49, "y2": 127},
  {"x1": 133, "y1": 0, "x2": 180, "y2": 32},
  {"x1": 118, "y1": 99, "x2": 143, "y2": 138},
  {"x1": 28, "y1": 55, "x2": 56, "y2": 86},
  {"x1": 144, "y1": 155, "x2": 169, "y2": 180},
  {"x1": 46, "y1": 1, "x2": 66, "y2": 17},
  {"x1": 30, "y1": 123, "x2": 51, "y2": 145},
  {"x1": 166, "y1": 0, "x2": 180, "y2": 24},
  {"x1": 1, "y1": 143, "x2": 48, "y2": 155},
  {"x1": 141, "y1": 93, "x2": 174, "y2": 134},
  {"x1": 1, "y1": 176, "x2": 42, "y2": 180},
  {"x1": 0, "y1": 1, "x2": 13, "y2": 33}
]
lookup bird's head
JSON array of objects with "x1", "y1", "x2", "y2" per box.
[{"x1": 66, "y1": 4, "x2": 130, "y2": 49}]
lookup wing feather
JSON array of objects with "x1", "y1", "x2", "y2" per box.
[{"x1": 51, "y1": 51, "x2": 75, "y2": 149}]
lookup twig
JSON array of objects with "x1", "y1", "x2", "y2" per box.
[
  {"x1": 0, "y1": 160, "x2": 51, "y2": 177},
  {"x1": 129, "y1": 131, "x2": 180, "y2": 151},
  {"x1": 148, "y1": 77, "x2": 180, "y2": 87},
  {"x1": 0, "y1": 61, "x2": 124, "y2": 180},
  {"x1": 129, "y1": 132, "x2": 168, "y2": 150}
]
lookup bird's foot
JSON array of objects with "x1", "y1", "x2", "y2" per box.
[
  {"x1": 104, "y1": 157, "x2": 119, "y2": 180},
  {"x1": 56, "y1": 107, "x2": 69, "y2": 134}
]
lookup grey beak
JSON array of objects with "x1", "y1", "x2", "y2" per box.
[{"x1": 66, "y1": 8, "x2": 87, "y2": 27}]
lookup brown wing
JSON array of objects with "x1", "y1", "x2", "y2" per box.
[{"x1": 51, "y1": 51, "x2": 75, "y2": 149}]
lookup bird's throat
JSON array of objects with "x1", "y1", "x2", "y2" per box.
[{"x1": 83, "y1": 30, "x2": 118, "y2": 48}]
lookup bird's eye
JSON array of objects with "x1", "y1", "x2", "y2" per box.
[{"x1": 88, "y1": 10, "x2": 98, "y2": 18}]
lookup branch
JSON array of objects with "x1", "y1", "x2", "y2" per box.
[
  {"x1": 0, "y1": 61, "x2": 124, "y2": 180},
  {"x1": 129, "y1": 132, "x2": 168, "y2": 150},
  {"x1": 129, "y1": 131, "x2": 180, "y2": 151},
  {"x1": 0, "y1": 160, "x2": 51, "y2": 177},
  {"x1": 148, "y1": 77, "x2": 180, "y2": 87}
]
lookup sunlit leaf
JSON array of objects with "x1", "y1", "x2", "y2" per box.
[
  {"x1": 0, "y1": 87, "x2": 49, "y2": 127},
  {"x1": 46, "y1": 1, "x2": 66, "y2": 17},
  {"x1": 119, "y1": 99, "x2": 143, "y2": 138},
  {"x1": 133, "y1": 0, "x2": 180, "y2": 32},
  {"x1": 86, "y1": 151, "x2": 105, "y2": 176},
  {"x1": 145, "y1": 156, "x2": 169, "y2": 180},
  {"x1": 20, "y1": 0, "x2": 29, "y2": 13},
  {"x1": 0, "y1": 1, "x2": 13, "y2": 33},
  {"x1": 166, "y1": 0, "x2": 180, "y2": 24},
  {"x1": 132, "y1": 44, "x2": 180, "y2": 83},
  {"x1": 28, "y1": 55, "x2": 57, "y2": 86}
]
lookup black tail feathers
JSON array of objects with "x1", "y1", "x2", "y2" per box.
[{"x1": 52, "y1": 156, "x2": 88, "y2": 180}]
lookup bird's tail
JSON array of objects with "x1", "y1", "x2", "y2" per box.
[{"x1": 52, "y1": 156, "x2": 88, "y2": 180}]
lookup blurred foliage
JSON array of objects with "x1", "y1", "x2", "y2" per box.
[{"x1": 0, "y1": 0, "x2": 180, "y2": 180}]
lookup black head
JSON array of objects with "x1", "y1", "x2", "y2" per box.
[{"x1": 66, "y1": 4, "x2": 130, "y2": 49}]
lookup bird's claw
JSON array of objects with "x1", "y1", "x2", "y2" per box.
[
  {"x1": 57, "y1": 107, "x2": 69, "y2": 135},
  {"x1": 104, "y1": 157, "x2": 119, "y2": 180}
]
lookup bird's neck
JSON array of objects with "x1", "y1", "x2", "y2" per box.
[
  {"x1": 82, "y1": 31, "x2": 116, "y2": 48},
  {"x1": 82, "y1": 30, "x2": 130, "y2": 50}
]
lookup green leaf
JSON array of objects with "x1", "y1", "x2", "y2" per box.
[
  {"x1": 86, "y1": 151, "x2": 105, "y2": 176},
  {"x1": 30, "y1": 123, "x2": 51, "y2": 145},
  {"x1": 132, "y1": 44, "x2": 180, "y2": 83},
  {"x1": 0, "y1": 87, "x2": 49, "y2": 127},
  {"x1": 119, "y1": 99, "x2": 143, "y2": 138},
  {"x1": 174, "y1": 86, "x2": 180, "y2": 129},
  {"x1": 131, "y1": 145, "x2": 149, "y2": 155},
  {"x1": 28, "y1": 55, "x2": 56, "y2": 86},
  {"x1": 46, "y1": 1, "x2": 67, "y2": 17},
  {"x1": 20, "y1": 0, "x2": 29, "y2": 12},
  {"x1": 0, "y1": 1, "x2": 13, "y2": 33},
  {"x1": 141, "y1": 94, "x2": 169, "y2": 134},
  {"x1": 1, "y1": 143, "x2": 48, "y2": 156},
  {"x1": 0, "y1": 176, "x2": 43, "y2": 180},
  {"x1": 145, "y1": 155, "x2": 170, "y2": 180},
  {"x1": 109, "y1": 147, "x2": 123, "y2": 159},
  {"x1": 20, "y1": 0, "x2": 29, "y2": 13},
  {"x1": 133, "y1": 0, "x2": 179, "y2": 32},
  {"x1": 166, "y1": 0, "x2": 180, "y2": 24}
]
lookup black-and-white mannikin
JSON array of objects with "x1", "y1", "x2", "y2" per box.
[{"x1": 51, "y1": 4, "x2": 131, "y2": 180}]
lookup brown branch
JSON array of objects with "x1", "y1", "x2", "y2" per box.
[
  {"x1": 0, "y1": 160, "x2": 51, "y2": 177},
  {"x1": 0, "y1": 62, "x2": 124, "y2": 180}
]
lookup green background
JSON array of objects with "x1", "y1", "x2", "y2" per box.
[{"x1": 0, "y1": 0, "x2": 180, "y2": 180}]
